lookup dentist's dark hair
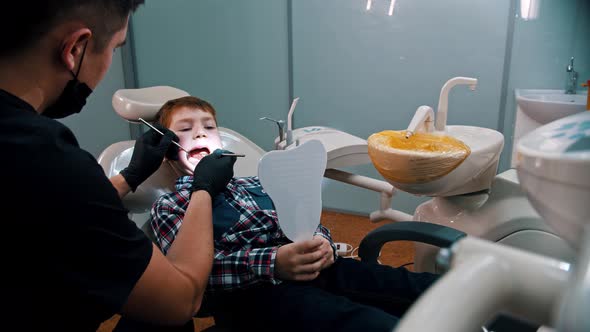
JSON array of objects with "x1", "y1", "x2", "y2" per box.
[{"x1": 0, "y1": 0, "x2": 145, "y2": 57}]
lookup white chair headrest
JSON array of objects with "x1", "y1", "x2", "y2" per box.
[{"x1": 112, "y1": 86, "x2": 190, "y2": 122}]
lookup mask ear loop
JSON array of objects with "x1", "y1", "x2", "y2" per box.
[{"x1": 71, "y1": 40, "x2": 89, "y2": 78}]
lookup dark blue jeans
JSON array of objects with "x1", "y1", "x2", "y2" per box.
[{"x1": 209, "y1": 258, "x2": 438, "y2": 332}]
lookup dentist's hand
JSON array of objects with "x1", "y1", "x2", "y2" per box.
[
  {"x1": 191, "y1": 149, "x2": 237, "y2": 198},
  {"x1": 274, "y1": 238, "x2": 329, "y2": 281},
  {"x1": 120, "y1": 124, "x2": 179, "y2": 191}
]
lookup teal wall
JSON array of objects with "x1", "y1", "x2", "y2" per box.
[
  {"x1": 130, "y1": 0, "x2": 589, "y2": 215},
  {"x1": 131, "y1": 0, "x2": 290, "y2": 153}
]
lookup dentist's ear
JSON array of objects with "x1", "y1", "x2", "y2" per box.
[{"x1": 60, "y1": 28, "x2": 92, "y2": 72}]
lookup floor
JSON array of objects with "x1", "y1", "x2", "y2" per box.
[{"x1": 97, "y1": 210, "x2": 415, "y2": 332}]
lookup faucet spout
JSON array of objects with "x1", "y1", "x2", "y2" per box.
[
  {"x1": 260, "y1": 117, "x2": 285, "y2": 148},
  {"x1": 286, "y1": 97, "x2": 300, "y2": 146},
  {"x1": 435, "y1": 77, "x2": 478, "y2": 131},
  {"x1": 565, "y1": 57, "x2": 578, "y2": 95},
  {"x1": 405, "y1": 105, "x2": 434, "y2": 139}
]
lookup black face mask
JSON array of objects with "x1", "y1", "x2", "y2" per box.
[{"x1": 43, "y1": 42, "x2": 93, "y2": 119}]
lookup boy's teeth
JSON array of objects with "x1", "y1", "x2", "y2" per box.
[{"x1": 189, "y1": 151, "x2": 209, "y2": 159}]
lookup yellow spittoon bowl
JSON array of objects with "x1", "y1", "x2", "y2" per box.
[{"x1": 368, "y1": 130, "x2": 471, "y2": 184}]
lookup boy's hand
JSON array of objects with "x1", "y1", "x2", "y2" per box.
[
  {"x1": 314, "y1": 235, "x2": 335, "y2": 270},
  {"x1": 275, "y1": 238, "x2": 329, "y2": 281}
]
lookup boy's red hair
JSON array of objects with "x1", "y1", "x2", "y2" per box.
[{"x1": 155, "y1": 96, "x2": 217, "y2": 128}]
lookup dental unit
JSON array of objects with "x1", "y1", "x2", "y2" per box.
[
  {"x1": 367, "y1": 76, "x2": 574, "y2": 275},
  {"x1": 352, "y1": 76, "x2": 588, "y2": 331},
  {"x1": 395, "y1": 111, "x2": 590, "y2": 332}
]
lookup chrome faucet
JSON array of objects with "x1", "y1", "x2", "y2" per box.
[
  {"x1": 260, "y1": 117, "x2": 285, "y2": 150},
  {"x1": 565, "y1": 57, "x2": 578, "y2": 94}
]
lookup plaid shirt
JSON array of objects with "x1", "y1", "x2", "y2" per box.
[{"x1": 149, "y1": 176, "x2": 336, "y2": 293}]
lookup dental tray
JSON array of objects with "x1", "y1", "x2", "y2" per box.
[{"x1": 277, "y1": 126, "x2": 371, "y2": 169}]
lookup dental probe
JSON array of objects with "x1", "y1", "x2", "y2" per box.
[
  {"x1": 221, "y1": 153, "x2": 246, "y2": 157},
  {"x1": 138, "y1": 118, "x2": 190, "y2": 154},
  {"x1": 138, "y1": 118, "x2": 245, "y2": 158}
]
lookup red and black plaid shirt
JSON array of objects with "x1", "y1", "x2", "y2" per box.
[{"x1": 149, "y1": 176, "x2": 336, "y2": 292}]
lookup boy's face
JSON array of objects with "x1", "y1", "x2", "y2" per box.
[{"x1": 167, "y1": 106, "x2": 223, "y2": 175}]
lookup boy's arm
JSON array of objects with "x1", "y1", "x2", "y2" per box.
[{"x1": 208, "y1": 246, "x2": 282, "y2": 291}]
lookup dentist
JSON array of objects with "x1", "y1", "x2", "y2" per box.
[{"x1": 0, "y1": 1, "x2": 235, "y2": 331}]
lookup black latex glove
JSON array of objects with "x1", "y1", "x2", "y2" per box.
[
  {"x1": 120, "y1": 124, "x2": 179, "y2": 191},
  {"x1": 192, "y1": 149, "x2": 237, "y2": 198}
]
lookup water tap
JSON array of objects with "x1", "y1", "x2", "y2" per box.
[
  {"x1": 565, "y1": 57, "x2": 578, "y2": 95},
  {"x1": 260, "y1": 117, "x2": 285, "y2": 149},
  {"x1": 435, "y1": 77, "x2": 478, "y2": 131},
  {"x1": 405, "y1": 105, "x2": 435, "y2": 139}
]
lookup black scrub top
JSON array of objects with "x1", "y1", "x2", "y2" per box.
[{"x1": 0, "y1": 89, "x2": 153, "y2": 331}]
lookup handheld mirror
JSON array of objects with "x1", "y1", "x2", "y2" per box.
[{"x1": 258, "y1": 140, "x2": 327, "y2": 242}]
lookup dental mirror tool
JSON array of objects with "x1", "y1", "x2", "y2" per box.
[{"x1": 221, "y1": 153, "x2": 246, "y2": 157}]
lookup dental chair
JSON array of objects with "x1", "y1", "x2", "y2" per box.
[{"x1": 98, "y1": 86, "x2": 265, "y2": 330}]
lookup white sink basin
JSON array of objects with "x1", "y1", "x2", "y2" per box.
[{"x1": 515, "y1": 89, "x2": 587, "y2": 124}]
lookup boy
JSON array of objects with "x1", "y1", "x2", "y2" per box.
[{"x1": 150, "y1": 96, "x2": 438, "y2": 332}]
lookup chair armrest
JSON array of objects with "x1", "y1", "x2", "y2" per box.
[{"x1": 358, "y1": 221, "x2": 467, "y2": 264}]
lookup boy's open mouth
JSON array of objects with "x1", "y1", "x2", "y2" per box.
[{"x1": 188, "y1": 147, "x2": 210, "y2": 160}]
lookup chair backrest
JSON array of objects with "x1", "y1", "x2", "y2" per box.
[{"x1": 99, "y1": 86, "x2": 265, "y2": 228}]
